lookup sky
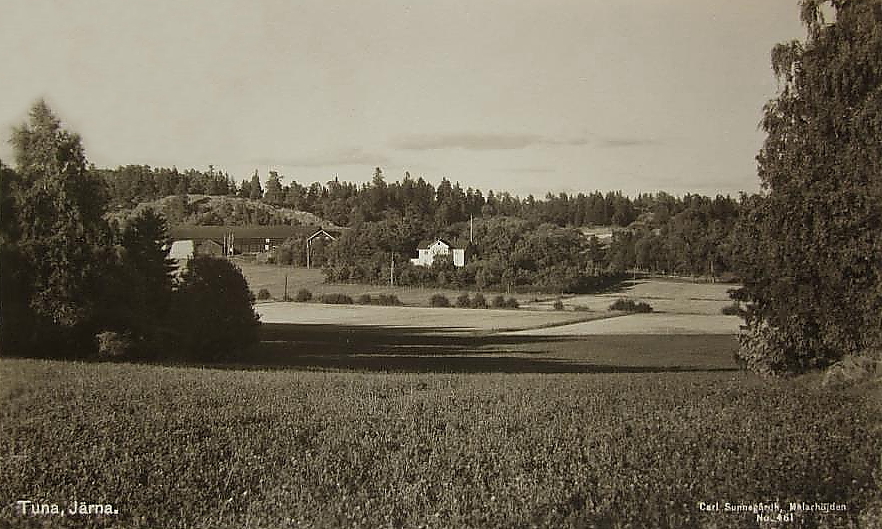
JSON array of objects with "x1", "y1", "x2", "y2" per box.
[{"x1": 0, "y1": 1, "x2": 806, "y2": 197}]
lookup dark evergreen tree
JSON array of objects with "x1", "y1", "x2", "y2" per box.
[
  {"x1": 264, "y1": 170, "x2": 284, "y2": 204},
  {"x1": 6, "y1": 100, "x2": 113, "y2": 353},
  {"x1": 114, "y1": 208, "x2": 176, "y2": 353},
  {"x1": 169, "y1": 256, "x2": 260, "y2": 361},
  {"x1": 249, "y1": 169, "x2": 263, "y2": 200}
]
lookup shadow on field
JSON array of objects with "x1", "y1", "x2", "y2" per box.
[{"x1": 231, "y1": 323, "x2": 739, "y2": 374}]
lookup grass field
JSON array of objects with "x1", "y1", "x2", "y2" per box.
[
  {"x1": 238, "y1": 261, "x2": 741, "y2": 319},
  {"x1": 547, "y1": 278, "x2": 738, "y2": 315},
  {"x1": 1, "y1": 355, "x2": 878, "y2": 528},
  {"x1": 3, "y1": 269, "x2": 875, "y2": 527},
  {"x1": 257, "y1": 303, "x2": 608, "y2": 332},
  {"x1": 237, "y1": 262, "x2": 544, "y2": 308},
  {"x1": 508, "y1": 313, "x2": 740, "y2": 335},
  {"x1": 242, "y1": 325, "x2": 740, "y2": 372}
]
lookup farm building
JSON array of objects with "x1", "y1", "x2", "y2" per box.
[
  {"x1": 168, "y1": 240, "x2": 195, "y2": 268},
  {"x1": 306, "y1": 228, "x2": 337, "y2": 268},
  {"x1": 168, "y1": 225, "x2": 340, "y2": 255},
  {"x1": 196, "y1": 239, "x2": 224, "y2": 256},
  {"x1": 411, "y1": 239, "x2": 466, "y2": 267}
]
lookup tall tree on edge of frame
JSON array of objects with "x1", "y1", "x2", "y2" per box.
[{"x1": 732, "y1": 0, "x2": 882, "y2": 375}]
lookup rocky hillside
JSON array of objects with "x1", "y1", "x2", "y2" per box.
[{"x1": 106, "y1": 194, "x2": 341, "y2": 229}]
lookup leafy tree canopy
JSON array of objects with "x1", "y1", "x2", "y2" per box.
[{"x1": 734, "y1": 0, "x2": 882, "y2": 375}]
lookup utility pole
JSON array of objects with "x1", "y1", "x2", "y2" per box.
[
  {"x1": 390, "y1": 252, "x2": 395, "y2": 287},
  {"x1": 470, "y1": 215, "x2": 474, "y2": 243},
  {"x1": 306, "y1": 239, "x2": 310, "y2": 269},
  {"x1": 284, "y1": 274, "x2": 288, "y2": 300}
]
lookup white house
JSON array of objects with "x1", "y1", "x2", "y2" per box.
[{"x1": 411, "y1": 239, "x2": 465, "y2": 267}]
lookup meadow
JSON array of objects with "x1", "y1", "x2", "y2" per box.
[
  {"x1": 237, "y1": 263, "x2": 545, "y2": 308},
  {"x1": 1, "y1": 336, "x2": 879, "y2": 528},
  {"x1": 1, "y1": 267, "x2": 876, "y2": 527},
  {"x1": 256, "y1": 303, "x2": 607, "y2": 332}
]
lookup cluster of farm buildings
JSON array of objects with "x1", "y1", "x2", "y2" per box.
[{"x1": 167, "y1": 225, "x2": 471, "y2": 268}]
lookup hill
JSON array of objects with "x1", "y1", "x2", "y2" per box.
[{"x1": 106, "y1": 194, "x2": 341, "y2": 229}]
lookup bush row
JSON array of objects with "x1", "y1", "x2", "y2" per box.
[
  {"x1": 287, "y1": 289, "x2": 402, "y2": 306},
  {"x1": 430, "y1": 293, "x2": 519, "y2": 309},
  {"x1": 609, "y1": 298, "x2": 653, "y2": 313}
]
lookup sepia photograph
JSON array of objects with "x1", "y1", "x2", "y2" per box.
[{"x1": 0, "y1": 0, "x2": 879, "y2": 527}]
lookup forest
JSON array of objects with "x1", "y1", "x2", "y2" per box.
[{"x1": 100, "y1": 164, "x2": 743, "y2": 292}]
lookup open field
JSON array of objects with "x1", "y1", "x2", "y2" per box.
[
  {"x1": 239, "y1": 261, "x2": 741, "y2": 319},
  {"x1": 245, "y1": 324, "x2": 740, "y2": 372},
  {"x1": 237, "y1": 262, "x2": 544, "y2": 308},
  {"x1": 257, "y1": 303, "x2": 607, "y2": 332},
  {"x1": 508, "y1": 313, "x2": 741, "y2": 336},
  {"x1": 1, "y1": 356, "x2": 878, "y2": 528},
  {"x1": 533, "y1": 278, "x2": 739, "y2": 315}
]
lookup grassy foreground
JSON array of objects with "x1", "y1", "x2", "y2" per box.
[{"x1": 0, "y1": 358, "x2": 879, "y2": 528}]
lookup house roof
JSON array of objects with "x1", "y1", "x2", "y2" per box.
[
  {"x1": 417, "y1": 238, "x2": 455, "y2": 249},
  {"x1": 307, "y1": 228, "x2": 337, "y2": 242}
]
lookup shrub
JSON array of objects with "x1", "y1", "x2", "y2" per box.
[
  {"x1": 95, "y1": 331, "x2": 132, "y2": 359},
  {"x1": 491, "y1": 295, "x2": 506, "y2": 308},
  {"x1": 169, "y1": 256, "x2": 260, "y2": 361},
  {"x1": 471, "y1": 293, "x2": 487, "y2": 309},
  {"x1": 257, "y1": 288, "x2": 272, "y2": 301},
  {"x1": 321, "y1": 293, "x2": 354, "y2": 304},
  {"x1": 376, "y1": 294, "x2": 402, "y2": 306},
  {"x1": 504, "y1": 297, "x2": 520, "y2": 309},
  {"x1": 294, "y1": 288, "x2": 312, "y2": 302},
  {"x1": 720, "y1": 302, "x2": 743, "y2": 316},
  {"x1": 456, "y1": 293, "x2": 471, "y2": 308},
  {"x1": 430, "y1": 294, "x2": 450, "y2": 308},
  {"x1": 357, "y1": 294, "x2": 373, "y2": 305},
  {"x1": 609, "y1": 298, "x2": 653, "y2": 313},
  {"x1": 822, "y1": 353, "x2": 882, "y2": 387},
  {"x1": 553, "y1": 299, "x2": 565, "y2": 311}
]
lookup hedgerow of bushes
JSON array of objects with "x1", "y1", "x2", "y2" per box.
[
  {"x1": 294, "y1": 288, "x2": 312, "y2": 302},
  {"x1": 320, "y1": 293, "x2": 354, "y2": 305},
  {"x1": 436, "y1": 293, "x2": 519, "y2": 309},
  {"x1": 430, "y1": 294, "x2": 451, "y2": 307}
]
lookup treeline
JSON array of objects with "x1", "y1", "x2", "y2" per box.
[
  {"x1": 305, "y1": 216, "x2": 615, "y2": 294},
  {"x1": 0, "y1": 101, "x2": 259, "y2": 360},
  {"x1": 605, "y1": 194, "x2": 740, "y2": 278},
  {"x1": 99, "y1": 165, "x2": 737, "y2": 231},
  {"x1": 273, "y1": 192, "x2": 741, "y2": 292}
]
